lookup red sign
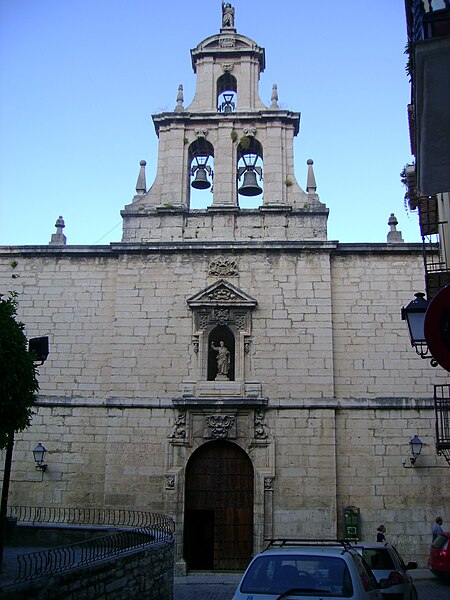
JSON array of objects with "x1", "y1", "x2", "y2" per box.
[{"x1": 424, "y1": 284, "x2": 450, "y2": 373}]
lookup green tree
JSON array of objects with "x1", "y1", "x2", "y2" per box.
[
  {"x1": 0, "y1": 292, "x2": 39, "y2": 449},
  {"x1": 0, "y1": 292, "x2": 39, "y2": 571}
]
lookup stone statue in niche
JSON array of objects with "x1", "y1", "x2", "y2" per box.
[
  {"x1": 211, "y1": 340, "x2": 231, "y2": 380},
  {"x1": 222, "y1": 2, "x2": 235, "y2": 28}
]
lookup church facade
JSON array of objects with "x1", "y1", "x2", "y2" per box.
[{"x1": 0, "y1": 5, "x2": 448, "y2": 571}]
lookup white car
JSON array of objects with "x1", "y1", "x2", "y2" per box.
[
  {"x1": 232, "y1": 539, "x2": 384, "y2": 599},
  {"x1": 353, "y1": 542, "x2": 418, "y2": 600}
]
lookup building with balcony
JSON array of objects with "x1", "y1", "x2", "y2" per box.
[{"x1": 403, "y1": 0, "x2": 450, "y2": 461}]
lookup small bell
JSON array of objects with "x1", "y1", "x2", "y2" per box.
[
  {"x1": 238, "y1": 169, "x2": 263, "y2": 197},
  {"x1": 191, "y1": 167, "x2": 211, "y2": 190}
]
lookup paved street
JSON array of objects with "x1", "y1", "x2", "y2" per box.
[
  {"x1": 173, "y1": 573, "x2": 241, "y2": 600},
  {"x1": 173, "y1": 571, "x2": 450, "y2": 600},
  {"x1": 414, "y1": 576, "x2": 450, "y2": 600}
]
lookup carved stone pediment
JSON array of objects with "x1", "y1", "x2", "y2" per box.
[
  {"x1": 187, "y1": 279, "x2": 257, "y2": 309},
  {"x1": 184, "y1": 279, "x2": 260, "y2": 398}
]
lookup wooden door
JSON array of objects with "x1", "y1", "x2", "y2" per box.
[{"x1": 184, "y1": 440, "x2": 254, "y2": 570}]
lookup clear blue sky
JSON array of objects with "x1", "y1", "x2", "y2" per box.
[{"x1": 0, "y1": 0, "x2": 420, "y2": 245}]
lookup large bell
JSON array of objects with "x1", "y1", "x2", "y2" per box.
[
  {"x1": 191, "y1": 167, "x2": 211, "y2": 190},
  {"x1": 238, "y1": 169, "x2": 263, "y2": 197}
]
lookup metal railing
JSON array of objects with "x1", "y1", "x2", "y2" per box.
[
  {"x1": 434, "y1": 385, "x2": 450, "y2": 458},
  {"x1": 7, "y1": 505, "x2": 174, "y2": 532},
  {"x1": 14, "y1": 527, "x2": 165, "y2": 583},
  {"x1": 5, "y1": 506, "x2": 175, "y2": 584}
]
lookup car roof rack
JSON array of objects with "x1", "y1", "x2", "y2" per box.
[{"x1": 264, "y1": 538, "x2": 354, "y2": 551}]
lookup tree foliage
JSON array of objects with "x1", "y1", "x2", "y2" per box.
[{"x1": 0, "y1": 292, "x2": 39, "y2": 449}]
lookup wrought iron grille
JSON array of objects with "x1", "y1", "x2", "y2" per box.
[
  {"x1": 4, "y1": 506, "x2": 175, "y2": 584},
  {"x1": 434, "y1": 384, "x2": 450, "y2": 465},
  {"x1": 6, "y1": 506, "x2": 174, "y2": 531},
  {"x1": 407, "y1": 0, "x2": 450, "y2": 42},
  {"x1": 14, "y1": 527, "x2": 165, "y2": 583},
  {"x1": 417, "y1": 195, "x2": 450, "y2": 300}
]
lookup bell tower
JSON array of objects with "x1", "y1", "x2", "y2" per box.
[{"x1": 121, "y1": 3, "x2": 328, "y2": 242}]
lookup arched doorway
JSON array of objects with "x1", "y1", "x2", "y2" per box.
[{"x1": 184, "y1": 440, "x2": 254, "y2": 570}]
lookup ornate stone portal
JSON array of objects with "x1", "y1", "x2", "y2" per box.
[
  {"x1": 165, "y1": 404, "x2": 275, "y2": 574},
  {"x1": 180, "y1": 278, "x2": 263, "y2": 400}
]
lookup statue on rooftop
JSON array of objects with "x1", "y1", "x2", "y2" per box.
[{"x1": 222, "y1": 2, "x2": 235, "y2": 28}]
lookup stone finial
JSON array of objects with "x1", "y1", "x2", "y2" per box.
[
  {"x1": 306, "y1": 159, "x2": 317, "y2": 193},
  {"x1": 387, "y1": 213, "x2": 404, "y2": 243},
  {"x1": 270, "y1": 84, "x2": 279, "y2": 109},
  {"x1": 135, "y1": 160, "x2": 147, "y2": 195},
  {"x1": 49, "y1": 215, "x2": 67, "y2": 246},
  {"x1": 174, "y1": 84, "x2": 184, "y2": 113}
]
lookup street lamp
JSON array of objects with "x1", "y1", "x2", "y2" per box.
[
  {"x1": 33, "y1": 442, "x2": 48, "y2": 472},
  {"x1": 401, "y1": 292, "x2": 428, "y2": 354},
  {"x1": 409, "y1": 435, "x2": 423, "y2": 465},
  {"x1": 28, "y1": 336, "x2": 49, "y2": 366},
  {"x1": 401, "y1": 292, "x2": 437, "y2": 365}
]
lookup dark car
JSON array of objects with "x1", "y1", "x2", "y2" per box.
[
  {"x1": 429, "y1": 532, "x2": 450, "y2": 579},
  {"x1": 354, "y1": 542, "x2": 418, "y2": 600}
]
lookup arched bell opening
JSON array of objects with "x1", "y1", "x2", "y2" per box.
[
  {"x1": 237, "y1": 137, "x2": 263, "y2": 205},
  {"x1": 208, "y1": 325, "x2": 235, "y2": 381},
  {"x1": 189, "y1": 139, "x2": 214, "y2": 209},
  {"x1": 217, "y1": 72, "x2": 237, "y2": 113}
]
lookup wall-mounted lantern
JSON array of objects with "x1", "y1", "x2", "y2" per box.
[
  {"x1": 401, "y1": 292, "x2": 428, "y2": 354},
  {"x1": 409, "y1": 435, "x2": 423, "y2": 465},
  {"x1": 401, "y1": 293, "x2": 437, "y2": 366},
  {"x1": 28, "y1": 336, "x2": 49, "y2": 365},
  {"x1": 33, "y1": 442, "x2": 48, "y2": 472}
]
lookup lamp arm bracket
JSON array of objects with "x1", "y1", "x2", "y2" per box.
[{"x1": 402, "y1": 460, "x2": 447, "y2": 469}]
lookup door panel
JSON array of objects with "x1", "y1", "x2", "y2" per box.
[{"x1": 184, "y1": 440, "x2": 254, "y2": 570}]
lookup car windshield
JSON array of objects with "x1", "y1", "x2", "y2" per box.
[
  {"x1": 357, "y1": 548, "x2": 395, "y2": 571},
  {"x1": 240, "y1": 554, "x2": 354, "y2": 597}
]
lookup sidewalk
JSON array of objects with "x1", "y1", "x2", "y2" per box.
[
  {"x1": 410, "y1": 568, "x2": 435, "y2": 580},
  {"x1": 174, "y1": 572, "x2": 241, "y2": 600}
]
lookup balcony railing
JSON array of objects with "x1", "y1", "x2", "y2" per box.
[
  {"x1": 434, "y1": 384, "x2": 450, "y2": 465},
  {"x1": 416, "y1": 195, "x2": 450, "y2": 299},
  {"x1": 406, "y1": 0, "x2": 450, "y2": 41}
]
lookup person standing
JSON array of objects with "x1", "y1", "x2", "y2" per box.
[
  {"x1": 432, "y1": 516, "x2": 444, "y2": 541},
  {"x1": 376, "y1": 525, "x2": 386, "y2": 543}
]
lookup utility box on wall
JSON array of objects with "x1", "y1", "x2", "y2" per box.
[{"x1": 343, "y1": 505, "x2": 360, "y2": 541}]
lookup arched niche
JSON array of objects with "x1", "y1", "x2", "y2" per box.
[
  {"x1": 208, "y1": 325, "x2": 235, "y2": 381},
  {"x1": 217, "y1": 72, "x2": 237, "y2": 113},
  {"x1": 185, "y1": 279, "x2": 259, "y2": 397},
  {"x1": 237, "y1": 135, "x2": 263, "y2": 205},
  {"x1": 189, "y1": 137, "x2": 214, "y2": 209}
]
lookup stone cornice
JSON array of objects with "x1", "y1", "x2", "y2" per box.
[
  {"x1": 33, "y1": 395, "x2": 433, "y2": 410},
  {"x1": 152, "y1": 110, "x2": 301, "y2": 136},
  {"x1": 0, "y1": 245, "x2": 113, "y2": 256},
  {"x1": 333, "y1": 242, "x2": 427, "y2": 254},
  {"x1": 0, "y1": 241, "x2": 426, "y2": 257}
]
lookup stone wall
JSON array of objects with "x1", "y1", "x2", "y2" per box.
[
  {"x1": 0, "y1": 242, "x2": 448, "y2": 569},
  {"x1": 5, "y1": 400, "x2": 446, "y2": 567},
  {"x1": 0, "y1": 539, "x2": 174, "y2": 600},
  {"x1": 1, "y1": 244, "x2": 445, "y2": 401}
]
